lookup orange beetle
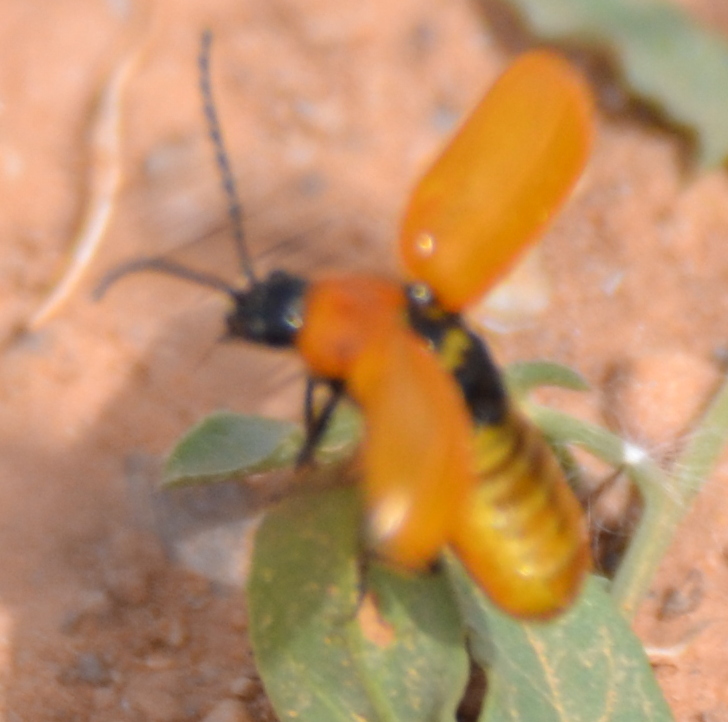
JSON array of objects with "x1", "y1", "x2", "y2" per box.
[
  {"x1": 399, "y1": 50, "x2": 593, "y2": 617},
  {"x1": 99, "y1": 40, "x2": 593, "y2": 618}
]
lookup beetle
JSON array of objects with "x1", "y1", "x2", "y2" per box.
[{"x1": 98, "y1": 37, "x2": 593, "y2": 618}]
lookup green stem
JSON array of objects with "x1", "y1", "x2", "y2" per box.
[
  {"x1": 616, "y1": 375, "x2": 728, "y2": 616},
  {"x1": 608, "y1": 458, "x2": 679, "y2": 618},
  {"x1": 527, "y1": 406, "x2": 676, "y2": 618},
  {"x1": 530, "y1": 374, "x2": 728, "y2": 616},
  {"x1": 673, "y1": 374, "x2": 728, "y2": 508}
]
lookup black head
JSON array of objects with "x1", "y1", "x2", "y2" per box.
[
  {"x1": 226, "y1": 270, "x2": 308, "y2": 347},
  {"x1": 96, "y1": 37, "x2": 308, "y2": 352},
  {"x1": 95, "y1": 258, "x2": 307, "y2": 350}
]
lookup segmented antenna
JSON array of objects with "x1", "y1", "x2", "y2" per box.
[
  {"x1": 94, "y1": 256, "x2": 236, "y2": 301},
  {"x1": 199, "y1": 30, "x2": 257, "y2": 285},
  {"x1": 94, "y1": 34, "x2": 254, "y2": 302}
]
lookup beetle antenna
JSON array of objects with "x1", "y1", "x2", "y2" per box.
[
  {"x1": 199, "y1": 30, "x2": 257, "y2": 286},
  {"x1": 94, "y1": 256, "x2": 236, "y2": 301}
]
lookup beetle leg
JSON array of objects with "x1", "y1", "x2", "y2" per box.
[{"x1": 297, "y1": 378, "x2": 345, "y2": 467}]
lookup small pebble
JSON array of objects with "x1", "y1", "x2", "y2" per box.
[
  {"x1": 92, "y1": 686, "x2": 117, "y2": 713},
  {"x1": 156, "y1": 615, "x2": 189, "y2": 650},
  {"x1": 200, "y1": 698, "x2": 253, "y2": 722},
  {"x1": 58, "y1": 652, "x2": 112, "y2": 687},
  {"x1": 143, "y1": 653, "x2": 175, "y2": 670},
  {"x1": 122, "y1": 671, "x2": 183, "y2": 722},
  {"x1": 60, "y1": 589, "x2": 112, "y2": 633},
  {"x1": 657, "y1": 568, "x2": 704, "y2": 621},
  {"x1": 102, "y1": 528, "x2": 166, "y2": 606},
  {"x1": 229, "y1": 675, "x2": 257, "y2": 700},
  {"x1": 229, "y1": 606, "x2": 248, "y2": 632}
]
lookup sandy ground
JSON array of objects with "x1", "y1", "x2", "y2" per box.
[{"x1": 2, "y1": 0, "x2": 728, "y2": 719}]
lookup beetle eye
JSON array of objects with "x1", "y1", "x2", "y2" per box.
[
  {"x1": 409, "y1": 283, "x2": 433, "y2": 304},
  {"x1": 284, "y1": 308, "x2": 303, "y2": 330}
]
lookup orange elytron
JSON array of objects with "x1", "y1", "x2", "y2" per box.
[
  {"x1": 398, "y1": 49, "x2": 593, "y2": 617},
  {"x1": 99, "y1": 42, "x2": 594, "y2": 619},
  {"x1": 401, "y1": 50, "x2": 592, "y2": 311}
]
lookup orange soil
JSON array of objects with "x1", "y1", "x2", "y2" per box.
[{"x1": 1, "y1": 0, "x2": 728, "y2": 719}]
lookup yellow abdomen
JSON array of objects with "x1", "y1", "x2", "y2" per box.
[{"x1": 450, "y1": 407, "x2": 590, "y2": 619}]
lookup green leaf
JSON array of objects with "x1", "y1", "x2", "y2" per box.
[
  {"x1": 444, "y1": 557, "x2": 674, "y2": 722},
  {"x1": 505, "y1": 360, "x2": 589, "y2": 397},
  {"x1": 163, "y1": 405, "x2": 363, "y2": 488},
  {"x1": 163, "y1": 412, "x2": 302, "y2": 487},
  {"x1": 314, "y1": 400, "x2": 364, "y2": 464},
  {"x1": 499, "y1": 0, "x2": 728, "y2": 166},
  {"x1": 248, "y1": 487, "x2": 469, "y2": 722}
]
